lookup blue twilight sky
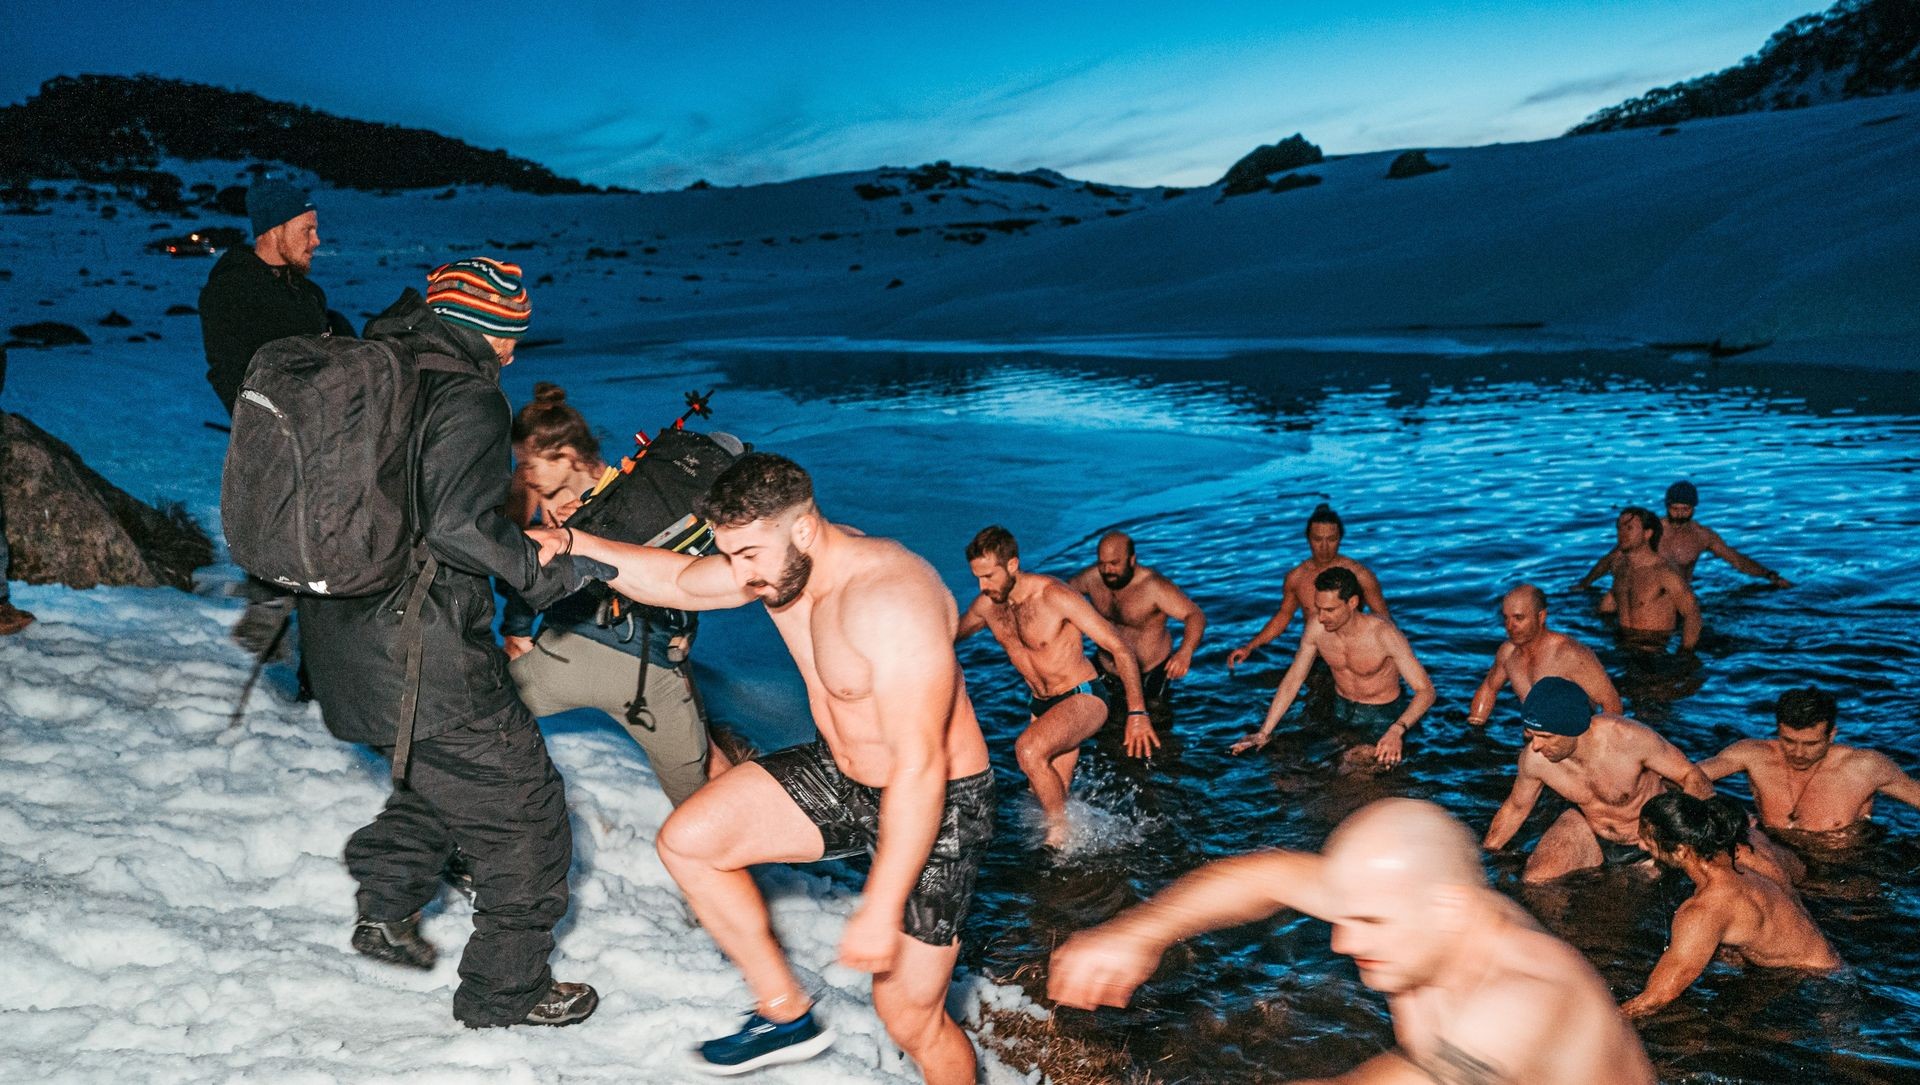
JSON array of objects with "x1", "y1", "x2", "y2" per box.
[{"x1": 7, "y1": 1, "x2": 1817, "y2": 189}]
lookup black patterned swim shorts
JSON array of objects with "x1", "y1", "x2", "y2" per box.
[{"x1": 757, "y1": 740, "x2": 995, "y2": 946}]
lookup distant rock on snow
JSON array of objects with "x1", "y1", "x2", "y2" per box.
[
  {"x1": 1, "y1": 411, "x2": 212, "y2": 590},
  {"x1": 1218, "y1": 134, "x2": 1325, "y2": 197}
]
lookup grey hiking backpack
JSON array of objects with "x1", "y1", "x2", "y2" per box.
[{"x1": 221, "y1": 334, "x2": 469, "y2": 597}]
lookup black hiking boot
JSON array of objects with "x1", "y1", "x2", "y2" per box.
[
  {"x1": 351, "y1": 913, "x2": 437, "y2": 970},
  {"x1": 523, "y1": 982, "x2": 599, "y2": 1027},
  {"x1": 441, "y1": 848, "x2": 476, "y2": 904}
]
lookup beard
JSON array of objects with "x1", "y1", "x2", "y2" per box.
[
  {"x1": 1668, "y1": 512, "x2": 1693, "y2": 525},
  {"x1": 1100, "y1": 566, "x2": 1136, "y2": 590},
  {"x1": 750, "y1": 543, "x2": 813, "y2": 608}
]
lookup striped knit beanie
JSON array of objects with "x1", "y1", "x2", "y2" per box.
[{"x1": 426, "y1": 257, "x2": 532, "y2": 338}]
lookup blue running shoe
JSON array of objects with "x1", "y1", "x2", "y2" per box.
[{"x1": 691, "y1": 1008, "x2": 836, "y2": 1075}]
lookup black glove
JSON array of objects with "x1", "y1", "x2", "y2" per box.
[{"x1": 561, "y1": 556, "x2": 619, "y2": 594}]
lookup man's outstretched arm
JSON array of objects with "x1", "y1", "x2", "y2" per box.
[
  {"x1": 1049, "y1": 849, "x2": 1330, "y2": 1010},
  {"x1": 531, "y1": 526, "x2": 754, "y2": 611},
  {"x1": 1704, "y1": 528, "x2": 1791, "y2": 587}
]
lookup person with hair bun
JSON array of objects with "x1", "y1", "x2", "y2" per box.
[
  {"x1": 1621, "y1": 793, "x2": 1840, "y2": 1018},
  {"x1": 502, "y1": 382, "x2": 730, "y2": 807}
]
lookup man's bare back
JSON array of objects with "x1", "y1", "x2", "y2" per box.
[{"x1": 1049, "y1": 800, "x2": 1655, "y2": 1085}]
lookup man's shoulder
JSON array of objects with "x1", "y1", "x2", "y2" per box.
[{"x1": 1716, "y1": 738, "x2": 1774, "y2": 764}]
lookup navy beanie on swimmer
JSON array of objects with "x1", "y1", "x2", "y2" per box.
[
  {"x1": 247, "y1": 179, "x2": 315, "y2": 238},
  {"x1": 1665, "y1": 480, "x2": 1699, "y2": 506},
  {"x1": 1520, "y1": 677, "x2": 1592, "y2": 737}
]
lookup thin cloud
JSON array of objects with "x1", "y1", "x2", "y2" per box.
[{"x1": 1518, "y1": 68, "x2": 1679, "y2": 108}]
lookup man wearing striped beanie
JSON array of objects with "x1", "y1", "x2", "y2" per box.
[
  {"x1": 301, "y1": 256, "x2": 609, "y2": 1030},
  {"x1": 426, "y1": 256, "x2": 532, "y2": 364}
]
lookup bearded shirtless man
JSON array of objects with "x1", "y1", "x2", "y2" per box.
[
  {"x1": 1068, "y1": 531, "x2": 1206, "y2": 706},
  {"x1": 1483, "y1": 677, "x2": 1714, "y2": 883},
  {"x1": 1575, "y1": 507, "x2": 1700, "y2": 651},
  {"x1": 1701, "y1": 685, "x2": 1920, "y2": 835},
  {"x1": 538, "y1": 453, "x2": 992, "y2": 1082},
  {"x1": 958, "y1": 526, "x2": 1150, "y2": 848},
  {"x1": 1227, "y1": 503, "x2": 1389, "y2": 671},
  {"x1": 1659, "y1": 480, "x2": 1792, "y2": 588},
  {"x1": 1050, "y1": 798, "x2": 1656, "y2": 1085},
  {"x1": 1467, "y1": 584, "x2": 1622, "y2": 727},
  {"x1": 1231, "y1": 567, "x2": 1433, "y2": 768}
]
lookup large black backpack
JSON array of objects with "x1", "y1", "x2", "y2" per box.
[
  {"x1": 564, "y1": 424, "x2": 740, "y2": 555},
  {"x1": 221, "y1": 335, "x2": 470, "y2": 597}
]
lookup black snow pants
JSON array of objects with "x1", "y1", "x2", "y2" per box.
[{"x1": 345, "y1": 706, "x2": 573, "y2": 1027}]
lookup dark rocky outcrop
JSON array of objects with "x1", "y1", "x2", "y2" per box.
[
  {"x1": 1, "y1": 412, "x2": 213, "y2": 590},
  {"x1": 1218, "y1": 134, "x2": 1325, "y2": 197},
  {"x1": 1270, "y1": 172, "x2": 1324, "y2": 193},
  {"x1": 0, "y1": 75, "x2": 605, "y2": 194},
  {"x1": 1386, "y1": 151, "x2": 1448, "y2": 179},
  {"x1": 1572, "y1": 0, "x2": 1920, "y2": 134}
]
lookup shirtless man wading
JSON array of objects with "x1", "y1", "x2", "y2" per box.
[
  {"x1": 1701, "y1": 685, "x2": 1920, "y2": 835},
  {"x1": 1467, "y1": 584, "x2": 1622, "y2": 727},
  {"x1": 1576, "y1": 506, "x2": 1700, "y2": 651},
  {"x1": 1049, "y1": 798, "x2": 1657, "y2": 1085},
  {"x1": 1658, "y1": 480, "x2": 1792, "y2": 588},
  {"x1": 1068, "y1": 531, "x2": 1207, "y2": 707},
  {"x1": 1483, "y1": 677, "x2": 1714, "y2": 883},
  {"x1": 1231, "y1": 567, "x2": 1434, "y2": 768},
  {"x1": 539, "y1": 453, "x2": 993, "y2": 1082},
  {"x1": 1227, "y1": 503, "x2": 1389, "y2": 671},
  {"x1": 959, "y1": 526, "x2": 1150, "y2": 849}
]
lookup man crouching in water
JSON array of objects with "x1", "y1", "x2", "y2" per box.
[
  {"x1": 537, "y1": 453, "x2": 992, "y2": 1082},
  {"x1": 958, "y1": 525, "x2": 1152, "y2": 849},
  {"x1": 1049, "y1": 798, "x2": 1656, "y2": 1084}
]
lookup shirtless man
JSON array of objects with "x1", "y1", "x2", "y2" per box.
[
  {"x1": 1466, "y1": 584, "x2": 1622, "y2": 727},
  {"x1": 1622, "y1": 793, "x2": 1839, "y2": 1019},
  {"x1": 1483, "y1": 677, "x2": 1713, "y2": 883},
  {"x1": 1658, "y1": 480, "x2": 1792, "y2": 588},
  {"x1": 1700, "y1": 686, "x2": 1920, "y2": 834},
  {"x1": 1226, "y1": 504, "x2": 1389, "y2": 671},
  {"x1": 1068, "y1": 531, "x2": 1206, "y2": 706},
  {"x1": 1049, "y1": 798, "x2": 1656, "y2": 1085},
  {"x1": 1230, "y1": 567, "x2": 1434, "y2": 768},
  {"x1": 958, "y1": 526, "x2": 1150, "y2": 848},
  {"x1": 539, "y1": 454, "x2": 993, "y2": 1082},
  {"x1": 1575, "y1": 506, "x2": 1700, "y2": 651}
]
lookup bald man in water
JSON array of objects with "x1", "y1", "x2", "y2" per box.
[
  {"x1": 1068, "y1": 531, "x2": 1206, "y2": 708},
  {"x1": 1049, "y1": 798, "x2": 1656, "y2": 1085},
  {"x1": 1467, "y1": 584, "x2": 1621, "y2": 727}
]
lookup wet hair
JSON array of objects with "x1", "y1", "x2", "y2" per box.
[
  {"x1": 966, "y1": 524, "x2": 1019, "y2": 564},
  {"x1": 1304, "y1": 502, "x2": 1345, "y2": 540},
  {"x1": 1640, "y1": 793, "x2": 1750, "y2": 861},
  {"x1": 511, "y1": 382, "x2": 600, "y2": 462},
  {"x1": 1099, "y1": 530, "x2": 1135, "y2": 558},
  {"x1": 1313, "y1": 565, "x2": 1361, "y2": 602},
  {"x1": 695, "y1": 452, "x2": 814, "y2": 528},
  {"x1": 1776, "y1": 686, "x2": 1838, "y2": 732},
  {"x1": 1622, "y1": 505, "x2": 1663, "y2": 552}
]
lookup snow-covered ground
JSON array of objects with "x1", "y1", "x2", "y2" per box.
[{"x1": 4, "y1": 88, "x2": 1915, "y2": 1081}]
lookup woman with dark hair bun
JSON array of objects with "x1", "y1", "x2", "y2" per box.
[
  {"x1": 501, "y1": 383, "x2": 731, "y2": 806},
  {"x1": 1620, "y1": 793, "x2": 1840, "y2": 1018}
]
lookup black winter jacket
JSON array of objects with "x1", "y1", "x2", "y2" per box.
[
  {"x1": 297, "y1": 291, "x2": 576, "y2": 747},
  {"x1": 198, "y1": 248, "x2": 351, "y2": 415}
]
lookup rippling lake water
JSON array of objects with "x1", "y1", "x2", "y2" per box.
[{"x1": 533, "y1": 343, "x2": 1920, "y2": 1084}]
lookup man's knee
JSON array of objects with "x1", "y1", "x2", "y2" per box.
[
  {"x1": 656, "y1": 802, "x2": 727, "y2": 869},
  {"x1": 875, "y1": 985, "x2": 953, "y2": 1056}
]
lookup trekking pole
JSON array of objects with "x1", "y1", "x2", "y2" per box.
[
  {"x1": 225, "y1": 608, "x2": 293, "y2": 732},
  {"x1": 628, "y1": 389, "x2": 716, "y2": 452}
]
